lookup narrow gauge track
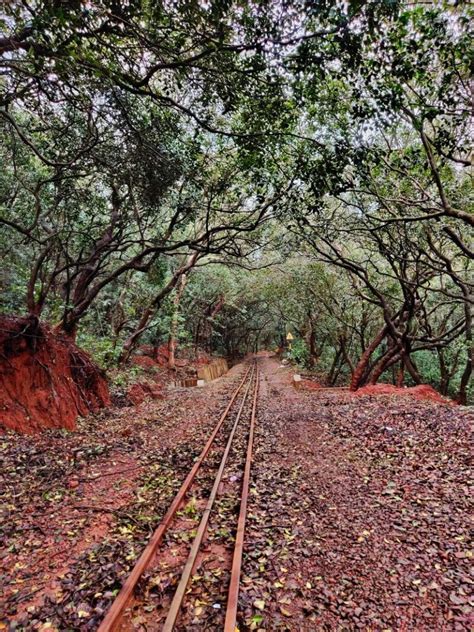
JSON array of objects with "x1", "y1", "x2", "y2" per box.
[{"x1": 98, "y1": 361, "x2": 259, "y2": 632}]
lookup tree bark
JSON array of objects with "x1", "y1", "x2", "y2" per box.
[
  {"x1": 307, "y1": 326, "x2": 318, "y2": 367},
  {"x1": 402, "y1": 352, "x2": 423, "y2": 385},
  {"x1": 350, "y1": 324, "x2": 388, "y2": 390},
  {"x1": 438, "y1": 349, "x2": 449, "y2": 396},
  {"x1": 396, "y1": 362, "x2": 405, "y2": 388},
  {"x1": 327, "y1": 346, "x2": 342, "y2": 385},
  {"x1": 458, "y1": 300, "x2": 473, "y2": 405},
  {"x1": 369, "y1": 347, "x2": 400, "y2": 385},
  {"x1": 168, "y1": 273, "x2": 188, "y2": 370},
  {"x1": 119, "y1": 252, "x2": 199, "y2": 365},
  {"x1": 339, "y1": 334, "x2": 354, "y2": 379}
]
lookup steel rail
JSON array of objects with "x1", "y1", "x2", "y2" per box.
[
  {"x1": 224, "y1": 364, "x2": 259, "y2": 632},
  {"x1": 162, "y1": 365, "x2": 256, "y2": 632},
  {"x1": 98, "y1": 365, "x2": 252, "y2": 632}
]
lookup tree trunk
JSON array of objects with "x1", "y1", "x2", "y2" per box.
[
  {"x1": 327, "y1": 346, "x2": 342, "y2": 385},
  {"x1": 396, "y1": 362, "x2": 405, "y2": 387},
  {"x1": 458, "y1": 300, "x2": 473, "y2": 405},
  {"x1": 438, "y1": 349, "x2": 449, "y2": 395},
  {"x1": 339, "y1": 335, "x2": 354, "y2": 379},
  {"x1": 350, "y1": 325, "x2": 388, "y2": 390},
  {"x1": 168, "y1": 273, "x2": 188, "y2": 370},
  {"x1": 54, "y1": 321, "x2": 78, "y2": 341},
  {"x1": 306, "y1": 326, "x2": 316, "y2": 367},
  {"x1": 119, "y1": 252, "x2": 199, "y2": 365},
  {"x1": 402, "y1": 352, "x2": 423, "y2": 385},
  {"x1": 119, "y1": 307, "x2": 153, "y2": 365},
  {"x1": 369, "y1": 348, "x2": 400, "y2": 385}
]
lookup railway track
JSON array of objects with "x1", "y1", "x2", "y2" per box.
[{"x1": 98, "y1": 361, "x2": 259, "y2": 632}]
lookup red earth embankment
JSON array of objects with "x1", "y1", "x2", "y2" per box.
[
  {"x1": 352, "y1": 383, "x2": 455, "y2": 405},
  {"x1": 293, "y1": 371, "x2": 455, "y2": 405},
  {"x1": 123, "y1": 345, "x2": 214, "y2": 405},
  {"x1": 134, "y1": 344, "x2": 212, "y2": 368},
  {"x1": 0, "y1": 316, "x2": 110, "y2": 434},
  {"x1": 126, "y1": 381, "x2": 164, "y2": 406}
]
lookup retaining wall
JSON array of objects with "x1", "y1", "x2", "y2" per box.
[{"x1": 197, "y1": 358, "x2": 228, "y2": 382}]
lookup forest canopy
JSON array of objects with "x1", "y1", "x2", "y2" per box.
[{"x1": 0, "y1": 0, "x2": 472, "y2": 431}]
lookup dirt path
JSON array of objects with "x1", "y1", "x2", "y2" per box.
[
  {"x1": 240, "y1": 356, "x2": 473, "y2": 631},
  {"x1": 1, "y1": 356, "x2": 472, "y2": 631}
]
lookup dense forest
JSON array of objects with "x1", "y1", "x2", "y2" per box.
[
  {"x1": 1, "y1": 3, "x2": 473, "y2": 631},
  {"x1": 0, "y1": 0, "x2": 472, "y2": 435}
]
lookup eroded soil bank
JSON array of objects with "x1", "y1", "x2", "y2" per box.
[
  {"x1": 0, "y1": 316, "x2": 109, "y2": 434},
  {"x1": 0, "y1": 356, "x2": 472, "y2": 630}
]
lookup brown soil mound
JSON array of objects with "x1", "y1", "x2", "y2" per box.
[
  {"x1": 0, "y1": 316, "x2": 110, "y2": 434},
  {"x1": 353, "y1": 383, "x2": 455, "y2": 405},
  {"x1": 137, "y1": 343, "x2": 169, "y2": 366},
  {"x1": 136, "y1": 344, "x2": 212, "y2": 367},
  {"x1": 131, "y1": 355, "x2": 158, "y2": 369},
  {"x1": 126, "y1": 381, "x2": 164, "y2": 406}
]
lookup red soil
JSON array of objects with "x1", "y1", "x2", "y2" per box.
[
  {"x1": 353, "y1": 383, "x2": 455, "y2": 405},
  {"x1": 136, "y1": 344, "x2": 170, "y2": 365},
  {"x1": 131, "y1": 355, "x2": 158, "y2": 369},
  {"x1": 126, "y1": 381, "x2": 164, "y2": 405},
  {"x1": 0, "y1": 316, "x2": 110, "y2": 434},
  {"x1": 136, "y1": 344, "x2": 155, "y2": 357},
  {"x1": 301, "y1": 378, "x2": 322, "y2": 390},
  {"x1": 127, "y1": 345, "x2": 214, "y2": 406},
  {"x1": 155, "y1": 343, "x2": 170, "y2": 365},
  {"x1": 137, "y1": 344, "x2": 212, "y2": 367}
]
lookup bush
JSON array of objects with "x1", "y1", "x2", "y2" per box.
[
  {"x1": 287, "y1": 339, "x2": 309, "y2": 368},
  {"x1": 76, "y1": 332, "x2": 121, "y2": 370}
]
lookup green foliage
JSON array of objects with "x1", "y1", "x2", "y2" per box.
[
  {"x1": 287, "y1": 339, "x2": 309, "y2": 368},
  {"x1": 0, "y1": 1, "x2": 471, "y2": 403},
  {"x1": 111, "y1": 366, "x2": 147, "y2": 389},
  {"x1": 76, "y1": 332, "x2": 121, "y2": 370},
  {"x1": 411, "y1": 351, "x2": 442, "y2": 387}
]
